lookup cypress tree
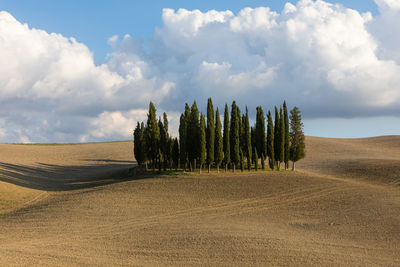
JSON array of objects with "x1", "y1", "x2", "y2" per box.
[
  {"x1": 289, "y1": 107, "x2": 306, "y2": 170},
  {"x1": 283, "y1": 101, "x2": 290, "y2": 169},
  {"x1": 133, "y1": 122, "x2": 143, "y2": 166},
  {"x1": 172, "y1": 138, "x2": 179, "y2": 171},
  {"x1": 179, "y1": 113, "x2": 187, "y2": 170},
  {"x1": 188, "y1": 101, "x2": 200, "y2": 171},
  {"x1": 255, "y1": 106, "x2": 266, "y2": 159},
  {"x1": 251, "y1": 126, "x2": 255, "y2": 163},
  {"x1": 266, "y1": 111, "x2": 275, "y2": 169},
  {"x1": 223, "y1": 104, "x2": 230, "y2": 172},
  {"x1": 158, "y1": 118, "x2": 166, "y2": 171},
  {"x1": 206, "y1": 98, "x2": 215, "y2": 173},
  {"x1": 274, "y1": 106, "x2": 280, "y2": 168},
  {"x1": 141, "y1": 122, "x2": 148, "y2": 170},
  {"x1": 240, "y1": 149, "x2": 244, "y2": 172},
  {"x1": 167, "y1": 137, "x2": 174, "y2": 170},
  {"x1": 199, "y1": 113, "x2": 206, "y2": 173},
  {"x1": 261, "y1": 153, "x2": 265, "y2": 170},
  {"x1": 244, "y1": 107, "x2": 252, "y2": 171},
  {"x1": 279, "y1": 107, "x2": 285, "y2": 170},
  {"x1": 214, "y1": 108, "x2": 223, "y2": 173},
  {"x1": 254, "y1": 148, "x2": 258, "y2": 171},
  {"x1": 230, "y1": 101, "x2": 240, "y2": 172},
  {"x1": 146, "y1": 102, "x2": 160, "y2": 171}
]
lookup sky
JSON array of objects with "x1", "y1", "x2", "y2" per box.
[{"x1": 0, "y1": 0, "x2": 399, "y2": 142}]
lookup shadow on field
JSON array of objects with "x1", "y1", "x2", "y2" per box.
[{"x1": 0, "y1": 161, "x2": 141, "y2": 191}]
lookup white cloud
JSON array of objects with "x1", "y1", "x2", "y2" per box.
[{"x1": 0, "y1": 0, "x2": 400, "y2": 142}]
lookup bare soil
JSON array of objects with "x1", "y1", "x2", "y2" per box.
[{"x1": 0, "y1": 137, "x2": 399, "y2": 266}]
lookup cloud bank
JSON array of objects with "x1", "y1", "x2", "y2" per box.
[{"x1": 0, "y1": 0, "x2": 399, "y2": 142}]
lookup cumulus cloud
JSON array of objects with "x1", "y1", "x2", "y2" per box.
[{"x1": 0, "y1": 0, "x2": 400, "y2": 142}]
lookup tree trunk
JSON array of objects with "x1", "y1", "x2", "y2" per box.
[
  {"x1": 217, "y1": 165, "x2": 219, "y2": 173},
  {"x1": 233, "y1": 163, "x2": 235, "y2": 173},
  {"x1": 208, "y1": 164, "x2": 210, "y2": 173},
  {"x1": 199, "y1": 164, "x2": 202, "y2": 174},
  {"x1": 193, "y1": 159, "x2": 196, "y2": 172},
  {"x1": 225, "y1": 163, "x2": 227, "y2": 172},
  {"x1": 292, "y1": 161, "x2": 295, "y2": 171}
]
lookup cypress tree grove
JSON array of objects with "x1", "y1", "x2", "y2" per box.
[
  {"x1": 158, "y1": 118, "x2": 165, "y2": 171},
  {"x1": 179, "y1": 113, "x2": 187, "y2": 171},
  {"x1": 172, "y1": 138, "x2": 179, "y2": 171},
  {"x1": 254, "y1": 148, "x2": 258, "y2": 171},
  {"x1": 279, "y1": 107, "x2": 285, "y2": 170},
  {"x1": 230, "y1": 101, "x2": 240, "y2": 172},
  {"x1": 141, "y1": 122, "x2": 148, "y2": 170},
  {"x1": 261, "y1": 153, "x2": 265, "y2": 170},
  {"x1": 266, "y1": 111, "x2": 275, "y2": 169},
  {"x1": 188, "y1": 101, "x2": 200, "y2": 171},
  {"x1": 146, "y1": 102, "x2": 160, "y2": 171},
  {"x1": 255, "y1": 106, "x2": 266, "y2": 159},
  {"x1": 251, "y1": 127, "x2": 255, "y2": 164},
  {"x1": 240, "y1": 149, "x2": 244, "y2": 172},
  {"x1": 289, "y1": 107, "x2": 306, "y2": 170},
  {"x1": 223, "y1": 104, "x2": 231, "y2": 172},
  {"x1": 283, "y1": 101, "x2": 290, "y2": 169},
  {"x1": 167, "y1": 137, "x2": 174, "y2": 170},
  {"x1": 199, "y1": 113, "x2": 206, "y2": 173},
  {"x1": 206, "y1": 98, "x2": 215, "y2": 173},
  {"x1": 244, "y1": 107, "x2": 252, "y2": 171},
  {"x1": 214, "y1": 108, "x2": 223, "y2": 173},
  {"x1": 274, "y1": 106, "x2": 280, "y2": 168},
  {"x1": 133, "y1": 122, "x2": 143, "y2": 166}
]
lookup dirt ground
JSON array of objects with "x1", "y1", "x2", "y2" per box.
[{"x1": 0, "y1": 137, "x2": 399, "y2": 266}]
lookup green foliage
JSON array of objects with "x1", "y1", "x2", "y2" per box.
[
  {"x1": 283, "y1": 101, "x2": 290, "y2": 169},
  {"x1": 214, "y1": 108, "x2": 223, "y2": 171},
  {"x1": 254, "y1": 148, "x2": 258, "y2": 171},
  {"x1": 240, "y1": 149, "x2": 244, "y2": 172},
  {"x1": 255, "y1": 106, "x2": 266, "y2": 158},
  {"x1": 199, "y1": 113, "x2": 206, "y2": 169},
  {"x1": 244, "y1": 107, "x2": 252, "y2": 171},
  {"x1": 188, "y1": 101, "x2": 200, "y2": 168},
  {"x1": 230, "y1": 101, "x2": 240, "y2": 170},
  {"x1": 206, "y1": 98, "x2": 215, "y2": 168},
  {"x1": 172, "y1": 138, "x2": 179, "y2": 170},
  {"x1": 261, "y1": 153, "x2": 265, "y2": 170},
  {"x1": 133, "y1": 122, "x2": 142, "y2": 165},
  {"x1": 279, "y1": 107, "x2": 285, "y2": 166},
  {"x1": 289, "y1": 106, "x2": 306, "y2": 169},
  {"x1": 146, "y1": 102, "x2": 160, "y2": 170},
  {"x1": 179, "y1": 112, "x2": 187, "y2": 169},
  {"x1": 266, "y1": 111, "x2": 275, "y2": 169},
  {"x1": 223, "y1": 103, "x2": 231, "y2": 169},
  {"x1": 274, "y1": 106, "x2": 280, "y2": 165}
]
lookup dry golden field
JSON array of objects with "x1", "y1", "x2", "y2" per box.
[{"x1": 0, "y1": 137, "x2": 399, "y2": 266}]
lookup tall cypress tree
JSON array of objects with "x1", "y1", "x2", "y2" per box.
[
  {"x1": 251, "y1": 126, "x2": 255, "y2": 164},
  {"x1": 279, "y1": 107, "x2": 285, "y2": 170},
  {"x1": 141, "y1": 122, "x2": 148, "y2": 170},
  {"x1": 266, "y1": 111, "x2": 275, "y2": 169},
  {"x1": 274, "y1": 106, "x2": 280, "y2": 168},
  {"x1": 283, "y1": 101, "x2": 290, "y2": 170},
  {"x1": 146, "y1": 102, "x2": 160, "y2": 171},
  {"x1": 158, "y1": 117, "x2": 166, "y2": 171},
  {"x1": 172, "y1": 138, "x2": 179, "y2": 171},
  {"x1": 244, "y1": 107, "x2": 252, "y2": 171},
  {"x1": 214, "y1": 108, "x2": 223, "y2": 173},
  {"x1": 206, "y1": 98, "x2": 215, "y2": 173},
  {"x1": 179, "y1": 113, "x2": 187, "y2": 170},
  {"x1": 255, "y1": 106, "x2": 266, "y2": 159},
  {"x1": 240, "y1": 149, "x2": 244, "y2": 172},
  {"x1": 188, "y1": 101, "x2": 200, "y2": 171},
  {"x1": 199, "y1": 113, "x2": 206, "y2": 173},
  {"x1": 223, "y1": 104, "x2": 230, "y2": 172},
  {"x1": 289, "y1": 107, "x2": 306, "y2": 170},
  {"x1": 230, "y1": 101, "x2": 240, "y2": 172},
  {"x1": 133, "y1": 122, "x2": 143, "y2": 166},
  {"x1": 254, "y1": 148, "x2": 258, "y2": 171}
]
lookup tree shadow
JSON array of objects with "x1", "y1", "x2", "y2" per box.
[{"x1": 0, "y1": 161, "x2": 140, "y2": 191}]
